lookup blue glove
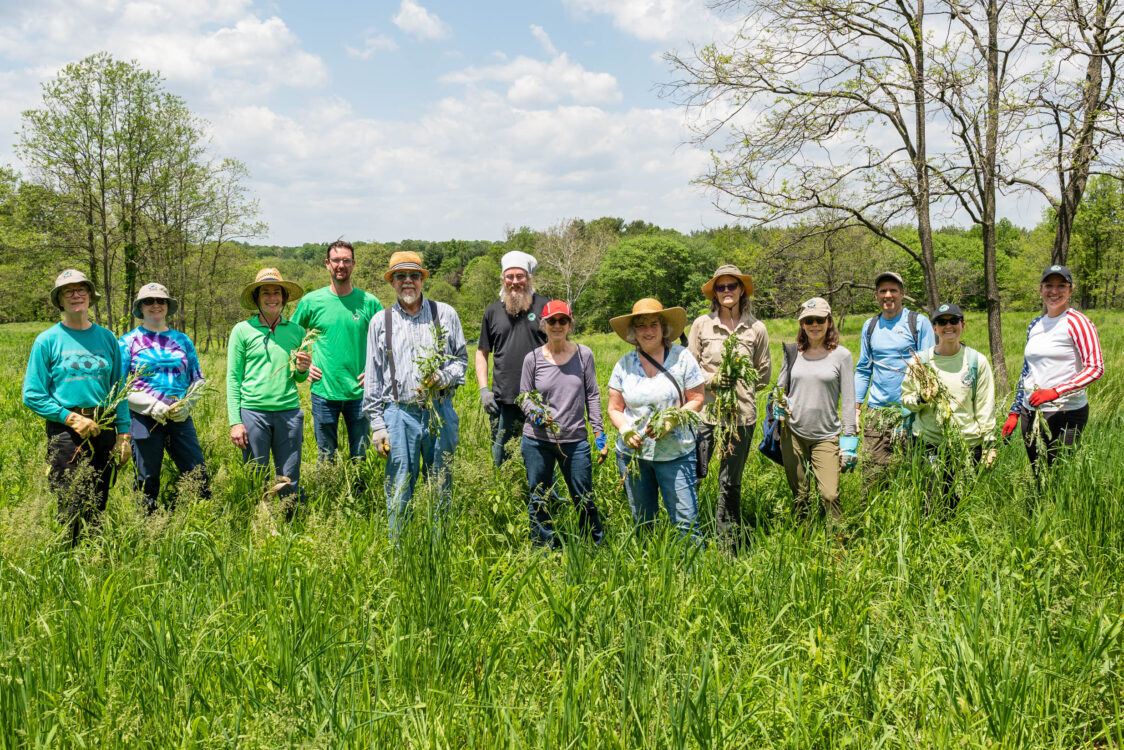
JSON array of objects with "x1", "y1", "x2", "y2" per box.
[
  {"x1": 839, "y1": 435, "x2": 859, "y2": 470},
  {"x1": 773, "y1": 401, "x2": 788, "y2": 421},
  {"x1": 595, "y1": 433, "x2": 607, "y2": 451},
  {"x1": 530, "y1": 410, "x2": 547, "y2": 426}
]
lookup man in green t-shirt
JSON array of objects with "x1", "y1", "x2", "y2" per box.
[{"x1": 292, "y1": 240, "x2": 384, "y2": 461}]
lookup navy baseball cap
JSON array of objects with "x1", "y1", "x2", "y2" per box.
[
  {"x1": 932, "y1": 302, "x2": 964, "y2": 321},
  {"x1": 1040, "y1": 264, "x2": 1074, "y2": 284}
]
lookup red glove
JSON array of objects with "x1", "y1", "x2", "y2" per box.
[
  {"x1": 1028, "y1": 388, "x2": 1060, "y2": 407},
  {"x1": 1001, "y1": 413, "x2": 1020, "y2": 437}
]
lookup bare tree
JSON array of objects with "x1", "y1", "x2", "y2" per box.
[
  {"x1": 532, "y1": 218, "x2": 614, "y2": 305},
  {"x1": 666, "y1": 0, "x2": 945, "y2": 310}
]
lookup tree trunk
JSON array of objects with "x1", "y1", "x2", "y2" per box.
[
  {"x1": 984, "y1": 0, "x2": 1008, "y2": 392},
  {"x1": 912, "y1": 0, "x2": 940, "y2": 312}
]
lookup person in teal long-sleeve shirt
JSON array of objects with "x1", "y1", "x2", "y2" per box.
[
  {"x1": 22, "y1": 269, "x2": 132, "y2": 544},
  {"x1": 227, "y1": 268, "x2": 311, "y2": 513}
]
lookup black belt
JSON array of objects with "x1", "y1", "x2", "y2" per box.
[{"x1": 70, "y1": 407, "x2": 99, "y2": 418}]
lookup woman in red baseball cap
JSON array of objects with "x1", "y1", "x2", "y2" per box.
[{"x1": 517, "y1": 300, "x2": 606, "y2": 546}]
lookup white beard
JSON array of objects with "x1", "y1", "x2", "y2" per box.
[{"x1": 399, "y1": 288, "x2": 420, "y2": 306}]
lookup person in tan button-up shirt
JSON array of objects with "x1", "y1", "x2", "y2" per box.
[{"x1": 688, "y1": 264, "x2": 771, "y2": 551}]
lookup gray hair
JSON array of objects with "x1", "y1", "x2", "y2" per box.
[{"x1": 625, "y1": 316, "x2": 674, "y2": 349}]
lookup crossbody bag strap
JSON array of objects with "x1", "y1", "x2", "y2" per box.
[
  {"x1": 640, "y1": 346, "x2": 685, "y2": 406},
  {"x1": 781, "y1": 343, "x2": 797, "y2": 394},
  {"x1": 384, "y1": 308, "x2": 398, "y2": 402}
]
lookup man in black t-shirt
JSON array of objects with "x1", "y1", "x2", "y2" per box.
[{"x1": 475, "y1": 251, "x2": 550, "y2": 466}]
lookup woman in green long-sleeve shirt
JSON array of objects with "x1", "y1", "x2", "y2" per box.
[
  {"x1": 22, "y1": 269, "x2": 133, "y2": 544},
  {"x1": 227, "y1": 268, "x2": 310, "y2": 510}
]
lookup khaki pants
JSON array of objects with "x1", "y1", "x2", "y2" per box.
[
  {"x1": 780, "y1": 427, "x2": 841, "y2": 522},
  {"x1": 861, "y1": 413, "x2": 906, "y2": 491}
]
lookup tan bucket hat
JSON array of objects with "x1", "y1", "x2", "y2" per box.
[
  {"x1": 240, "y1": 268, "x2": 304, "y2": 311},
  {"x1": 610, "y1": 298, "x2": 688, "y2": 343},
  {"x1": 384, "y1": 251, "x2": 430, "y2": 283},
  {"x1": 701, "y1": 264, "x2": 754, "y2": 299},
  {"x1": 50, "y1": 269, "x2": 101, "y2": 310},
  {"x1": 132, "y1": 282, "x2": 180, "y2": 318}
]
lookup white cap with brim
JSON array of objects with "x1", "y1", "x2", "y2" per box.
[
  {"x1": 132, "y1": 282, "x2": 180, "y2": 318},
  {"x1": 50, "y1": 269, "x2": 101, "y2": 310}
]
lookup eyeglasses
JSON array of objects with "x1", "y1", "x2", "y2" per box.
[
  {"x1": 328, "y1": 257, "x2": 354, "y2": 266},
  {"x1": 545, "y1": 317, "x2": 571, "y2": 326},
  {"x1": 504, "y1": 273, "x2": 528, "y2": 283},
  {"x1": 802, "y1": 316, "x2": 827, "y2": 325},
  {"x1": 714, "y1": 282, "x2": 740, "y2": 293},
  {"x1": 933, "y1": 317, "x2": 962, "y2": 326},
  {"x1": 140, "y1": 298, "x2": 165, "y2": 306},
  {"x1": 61, "y1": 287, "x2": 89, "y2": 298},
  {"x1": 391, "y1": 272, "x2": 423, "y2": 282}
]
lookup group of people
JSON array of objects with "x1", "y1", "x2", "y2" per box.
[{"x1": 22, "y1": 246, "x2": 1104, "y2": 547}]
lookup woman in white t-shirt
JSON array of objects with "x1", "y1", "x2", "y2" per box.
[
  {"x1": 607, "y1": 299, "x2": 705, "y2": 540},
  {"x1": 1001, "y1": 265, "x2": 1103, "y2": 475}
]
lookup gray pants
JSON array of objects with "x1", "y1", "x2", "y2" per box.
[
  {"x1": 696, "y1": 422, "x2": 754, "y2": 543},
  {"x1": 240, "y1": 408, "x2": 304, "y2": 498}
]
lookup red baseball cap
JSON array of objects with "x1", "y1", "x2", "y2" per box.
[{"x1": 541, "y1": 300, "x2": 572, "y2": 319}]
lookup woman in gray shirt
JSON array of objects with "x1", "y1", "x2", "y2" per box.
[
  {"x1": 518, "y1": 300, "x2": 606, "y2": 547},
  {"x1": 776, "y1": 297, "x2": 857, "y2": 525}
]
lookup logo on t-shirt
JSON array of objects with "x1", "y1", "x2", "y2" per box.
[
  {"x1": 527, "y1": 313, "x2": 537, "y2": 322},
  {"x1": 353, "y1": 312, "x2": 362, "y2": 321}
]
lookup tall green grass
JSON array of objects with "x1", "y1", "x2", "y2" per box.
[{"x1": 0, "y1": 314, "x2": 1121, "y2": 747}]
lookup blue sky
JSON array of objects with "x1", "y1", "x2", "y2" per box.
[{"x1": 0, "y1": 0, "x2": 1043, "y2": 245}]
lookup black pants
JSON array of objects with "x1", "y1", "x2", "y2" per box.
[
  {"x1": 696, "y1": 422, "x2": 754, "y2": 543},
  {"x1": 46, "y1": 421, "x2": 119, "y2": 545},
  {"x1": 922, "y1": 443, "x2": 983, "y2": 515},
  {"x1": 1019, "y1": 405, "x2": 1089, "y2": 477}
]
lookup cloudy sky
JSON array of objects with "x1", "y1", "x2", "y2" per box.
[
  {"x1": 0, "y1": 0, "x2": 1046, "y2": 246},
  {"x1": 0, "y1": 0, "x2": 750, "y2": 245}
]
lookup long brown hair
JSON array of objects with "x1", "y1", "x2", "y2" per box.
[{"x1": 797, "y1": 315, "x2": 840, "y2": 352}]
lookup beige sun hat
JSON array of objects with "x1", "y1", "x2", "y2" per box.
[
  {"x1": 132, "y1": 282, "x2": 180, "y2": 318},
  {"x1": 383, "y1": 251, "x2": 430, "y2": 283},
  {"x1": 240, "y1": 268, "x2": 304, "y2": 311},
  {"x1": 701, "y1": 264, "x2": 754, "y2": 299},
  {"x1": 50, "y1": 269, "x2": 101, "y2": 310},
  {"x1": 609, "y1": 298, "x2": 688, "y2": 343}
]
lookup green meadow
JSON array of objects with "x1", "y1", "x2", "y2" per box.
[{"x1": 0, "y1": 314, "x2": 1122, "y2": 747}]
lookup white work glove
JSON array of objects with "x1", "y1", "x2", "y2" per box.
[
  {"x1": 372, "y1": 428, "x2": 390, "y2": 458},
  {"x1": 128, "y1": 390, "x2": 170, "y2": 424}
]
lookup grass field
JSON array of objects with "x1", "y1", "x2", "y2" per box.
[{"x1": 1, "y1": 312, "x2": 1122, "y2": 747}]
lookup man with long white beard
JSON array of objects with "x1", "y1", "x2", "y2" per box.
[{"x1": 476, "y1": 251, "x2": 550, "y2": 466}]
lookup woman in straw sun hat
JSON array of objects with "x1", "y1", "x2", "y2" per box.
[
  {"x1": 23, "y1": 269, "x2": 132, "y2": 544},
  {"x1": 120, "y1": 282, "x2": 210, "y2": 514},
  {"x1": 688, "y1": 264, "x2": 771, "y2": 550},
  {"x1": 607, "y1": 298, "x2": 705, "y2": 541},
  {"x1": 226, "y1": 268, "x2": 311, "y2": 515}
]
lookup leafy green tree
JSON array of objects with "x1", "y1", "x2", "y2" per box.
[{"x1": 591, "y1": 236, "x2": 698, "y2": 328}]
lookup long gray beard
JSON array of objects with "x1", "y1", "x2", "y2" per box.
[{"x1": 501, "y1": 288, "x2": 533, "y2": 316}]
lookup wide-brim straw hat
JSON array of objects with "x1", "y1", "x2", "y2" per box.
[
  {"x1": 240, "y1": 268, "x2": 304, "y2": 311},
  {"x1": 132, "y1": 282, "x2": 180, "y2": 318},
  {"x1": 701, "y1": 264, "x2": 754, "y2": 299},
  {"x1": 384, "y1": 251, "x2": 430, "y2": 283},
  {"x1": 609, "y1": 298, "x2": 688, "y2": 342},
  {"x1": 50, "y1": 269, "x2": 101, "y2": 310}
]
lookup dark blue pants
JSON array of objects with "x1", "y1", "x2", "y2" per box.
[
  {"x1": 489, "y1": 403, "x2": 525, "y2": 466},
  {"x1": 310, "y1": 393, "x2": 370, "y2": 461},
  {"x1": 131, "y1": 413, "x2": 210, "y2": 510},
  {"x1": 521, "y1": 436, "x2": 603, "y2": 547}
]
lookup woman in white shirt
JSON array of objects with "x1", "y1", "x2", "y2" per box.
[{"x1": 1000, "y1": 265, "x2": 1103, "y2": 476}]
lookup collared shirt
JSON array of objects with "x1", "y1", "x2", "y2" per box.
[
  {"x1": 479, "y1": 293, "x2": 549, "y2": 403},
  {"x1": 362, "y1": 297, "x2": 467, "y2": 433},
  {"x1": 687, "y1": 308, "x2": 771, "y2": 425}
]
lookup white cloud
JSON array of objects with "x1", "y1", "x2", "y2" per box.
[
  {"x1": 345, "y1": 28, "x2": 399, "y2": 60},
  {"x1": 562, "y1": 0, "x2": 737, "y2": 44},
  {"x1": 443, "y1": 53, "x2": 621, "y2": 106},
  {"x1": 392, "y1": 0, "x2": 451, "y2": 41},
  {"x1": 530, "y1": 25, "x2": 557, "y2": 56}
]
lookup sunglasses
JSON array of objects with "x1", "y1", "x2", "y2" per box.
[
  {"x1": 391, "y1": 271, "x2": 423, "y2": 282},
  {"x1": 140, "y1": 298, "x2": 166, "y2": 306},
  {"x1": 714, "y1": 282, "x2": 741, "y2": 293},
  {"x1": 545, "y1": 316, "x2": 571, "y2": 326},
  {"x1": 934, "y1": 317, "x2": 962, "y2": 326},
  {"x1": 802, "y1": 316, "x2": 827, "y2": 325}
]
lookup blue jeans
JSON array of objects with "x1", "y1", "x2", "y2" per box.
[
  {"x1": 310, "y1": 393, "x2": 370, "y2": 461},
  {"x1": 616, "y1": 450, "x2": 700, "y2": 540},
  {"x1": 383, "y1": 399, "x2": 459, "y2": 538},
  {"x1": 489, "y1": 402, "x2": 525, "y2": 466},
  {"x1": 240, "y1": 408, "x2": 304, "y2": 500},
  {"x1": 131, "y1": 413, "x2": 210, "y2": 510},
  {"x1": 521, "y1": 436, "x2": 603, "y2": 546}
]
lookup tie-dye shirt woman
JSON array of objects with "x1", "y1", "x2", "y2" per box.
[{"x1": 119, "y1": 327, "x2": 204, "y2": 403}]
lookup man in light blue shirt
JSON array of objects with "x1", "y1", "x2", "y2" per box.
[
  {"x1": 363, "y1": 251, "x2": 467, "y2": 538},
  {"x1": 854, "y1": 271, "x2": 936, "y2": 486}
]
